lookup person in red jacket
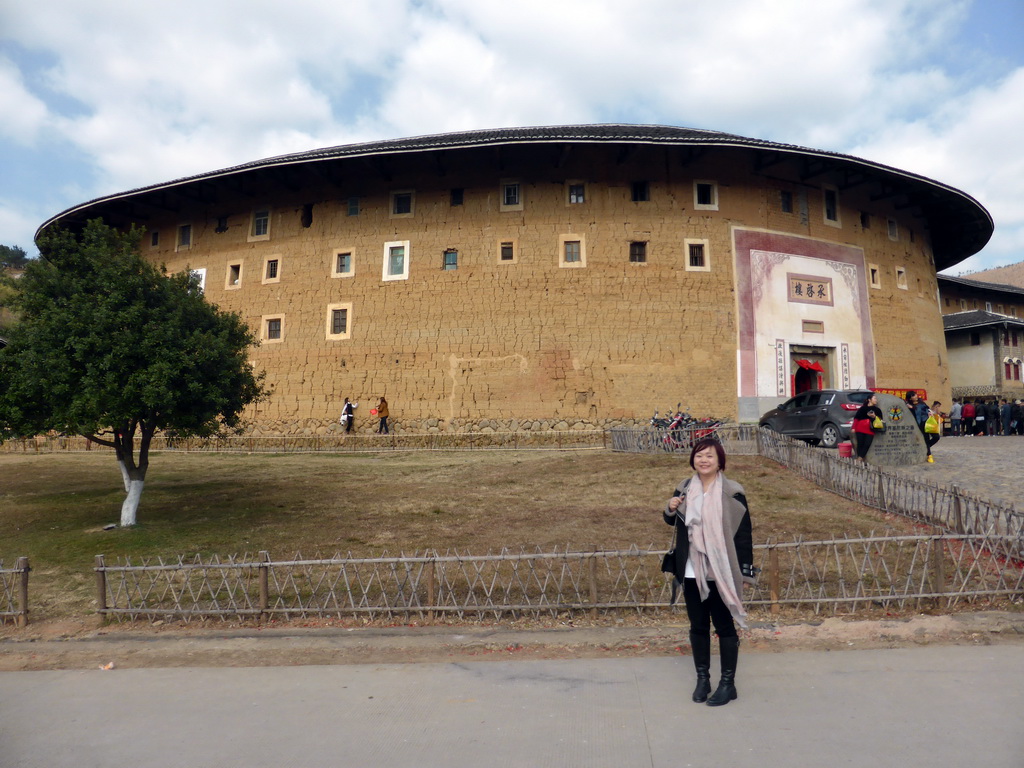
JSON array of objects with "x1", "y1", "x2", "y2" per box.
[
  {"x1": 851, "y1": 393, "x2": 883, "y2": 460},
  {"x1": 961, "y1": 400, "x2": 976, "y2": 437}
]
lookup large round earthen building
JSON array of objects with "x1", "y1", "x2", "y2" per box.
[{"x1": 38, "y1": 125, "x2": 993, "y2": 434}]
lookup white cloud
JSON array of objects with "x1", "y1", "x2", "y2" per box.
[{"x1": 0, "y1": 56, "x2": 50, "y2": 143}]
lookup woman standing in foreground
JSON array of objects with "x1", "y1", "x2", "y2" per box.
[{"x1": 664, "y1": 438, "x2": 755, "y2": 707}]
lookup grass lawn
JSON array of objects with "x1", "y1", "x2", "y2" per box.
[{"x1": 1, "y1": 448, "x2": 921, "y2": 622}]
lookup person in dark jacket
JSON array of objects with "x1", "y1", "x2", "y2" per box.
[
  {"x1": 985, "y1": 399, "x2": 999, "y2": 436},
  {"x1": 663, "y1": 437, "x2": 755, "y2": 707},
  {"x1": 1000, "y1": 399, "x2": 1012, "y2": 436}
]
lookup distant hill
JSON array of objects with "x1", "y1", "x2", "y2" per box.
[{"x1": 965, "y1": 260, "x2": 1024, "y2": 288}]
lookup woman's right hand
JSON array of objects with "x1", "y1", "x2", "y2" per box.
[{"x1": 668, "y1": 497, "x2": 682, "y2": 512}]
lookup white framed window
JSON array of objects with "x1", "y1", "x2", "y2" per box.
[
  {"x1": 262, "y1": 255, "x2": 281, "y2": 284},
  {"x1": 684, "y1": 238, "x2": 710, "y2": 272},
  {"x1": 693, "y1": 180, "x2": 718, "y2": 211},
  {"x1": 225, "y1": 261, "x2": 243, "y2": 290},
  {"x1": 567, "y1": 181, "x2": 586, "y2": 205},
  {"x1": 887, "y1": 218, "x2": 899, "y2": 241},
  {"x1": 382, "y1": 240, "x2": 410, "y2": 281},
  {"x1": 500, "y1": 180, "x2": 523, "y2": 212},
  {"x1": 896, "y1": 266, "x2": 908, "y2": 290},
  {"x1": 498, "y1": 239, "x2": 517, "y2": 264},
  {"x1": 868, "y1": 264, "x2": 881, "y2": 289},
  {"x1": 189, "y1": 267, "x2": 206, "y2": 293},
  {"x1": 248, "y1": 208, "x2": 271, "y2": 242},
  {"x1": 390, "y1": 190, "x2": 415, "y2": 218},
  {"x1": 176, "y1": 223, "x2": 192, "y2": 252},
  {"x1": 261, "y1": 314, "x2": 284, "y2": 343},
  {"x1": 558, "y1": 234, "x2": 586, "y2": 268},
  {"x1": 332, "y1": 249, "x2": 355, "y2": 278},
  {"x1": 326, "y1": 302, "x2": 353, "y2": 341},
  {"x1": 822, "y1": 185, "x2": 841, "y2": 227}
]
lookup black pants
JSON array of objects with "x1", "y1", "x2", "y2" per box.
[
  {"x1": 925, "y1": 432, "x2": 940, "y2": 454},
  {"x1": 854, "y1": 431, "x2": 873, "y2": 459},
  {"x1": 683, "y1": 578, "x2": 737, "y2": 639}
]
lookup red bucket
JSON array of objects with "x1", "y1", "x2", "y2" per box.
[{"x1": 838, "y1": 441, "x2": 853, "y2": 458}]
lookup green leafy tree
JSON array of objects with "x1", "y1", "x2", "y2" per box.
[
  {"x1": 0, "y1": 244, "x2": 29, "y2": 270},
  {"x1": 0, "y1": 220, "x2": 268, "y2": 526}
]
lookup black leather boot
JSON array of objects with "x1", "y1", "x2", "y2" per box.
[
  {"x1": 707, "y1": 635, "x2": 739, "y2": 707},
  {"x1": 689, "y1": 631, "x2": 712, "y2": 703}
]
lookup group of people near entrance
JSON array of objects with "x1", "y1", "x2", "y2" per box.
[
  {"x1": 948, "y1": 397, "x2": 1023, "y2": 437},
  {"x1": 339, "y1": 396, "x2": 390, "y2": 434},
  {"x1": 850, "y1": 390, "x2": 943, "y2": 463}
]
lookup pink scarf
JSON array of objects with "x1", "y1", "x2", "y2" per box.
[{"x1": 684, "y1": 472, "x2": 748, "y2": 629}]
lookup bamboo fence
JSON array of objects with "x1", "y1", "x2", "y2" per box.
[
  {"x1": 0, "y1": 558, "x2": 30, "y2": 626},
  {"x1": 91, "y1": 534, "x2": 1023, "y2": 622}
]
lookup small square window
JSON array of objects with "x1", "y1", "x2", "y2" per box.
[
  {"x1": 558, "y1": 235, "x2": 586, "y2": 268},
  {"x1": 500, "y1": 180, "x2": 523, "y2": 211},
  {"x1": 266, "y1": 259, "x2": 278, "y2": 280},
  {"x1": 694, "y1": 181, "x2": 718, "y2": 211},
  {"x1": 391, "y1": 191, "x2": 414, "y2": 217},
  {"x1": 263, "y1": 256, "x2": 281, "y2": 284},
  {"x1": 450, "y1": 188, "x2": 464, "y2": 206},
  {"x1": 684, "y1": 239, "x2": 710, "y2": 272},
  {"x1": 960, "y1": 299, "x2": 968, "y2": 310},
  {"x1": 631, "y1": 181, "x2": 649, "y2": 202},
  {"x1": 629, "y1": 241, "x2": 647, "y2": 263},
  {"x1": 887, "y1": 219, "x2": 899, "y2": 241},
  {"x1": 780, "y1": 190, "x2": 793, "y2": 213},
  {"x1": 383, "y1": 240, "x2": 410, "y2": 281},
  {"x1": 333, "y1": 251, "x2": 354, "y2": 278},
  {"x1": 860, "y1": 211, "x2": 870, "y2": 229},
  {"x1": 326, "y1": 303, "x2": 353, "y2": 340},
  {"x1": 498, "y1": 241, "x2": 516, "y2": 263},
  {"x1": 150, "y1": 231, "x2": 160, "y2": 247},
  {"x1": 262, "y1": 315, "x2": 284, "y2": 343},
  {"x1": 443, "y1": 249, "x2": 458, "y2": 270},
  {"x1": 896, "y1": 267, "x2": 908, "y2": 290},
  {"x1": 869, "y1": 265, "x2": 881, "y2": 289},
  {"x1": 226, "y1": 262, "x2": 243, "y2": 289},
  {"x1": 177, "y1": 224, "x2": 192, "y2": 250},
  {"x1": 215, "y1": 216, "x2": 228, "y2": 233},
  {"x1": 250, "y1": 209, "x2": 271, "y2": 241},
  {"x1": 348, "y1": 197, "x2": 360, "y2": 216},
  {"x1": 970, "y1": 332, "x2": 980, "y2": 346},
  {"x1": 823, "y1": 187, "x2": 840, "y2": 225},
  {"x1": 568, "y1": 182, "x2": 585, "y2": 204}
]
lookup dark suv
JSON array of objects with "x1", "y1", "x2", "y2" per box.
[{"x1": 758, "y1": 389, "x2": 874, "y2": 448}]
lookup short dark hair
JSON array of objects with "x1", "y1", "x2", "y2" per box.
[{"x1": 689, "y1": 437, "x2": 726, "y2": 471}]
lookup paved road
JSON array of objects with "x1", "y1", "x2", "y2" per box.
[
  {"x1": 884, "y1": 435, "x2": 1022, "y2": 511},
  {"x1": 2, "y1": 645, "x2": 1022, "y2": 768}
]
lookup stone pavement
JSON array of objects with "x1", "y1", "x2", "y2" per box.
[
  {"x1": 884, "y1": 434, "x2": 1022, "y2": 511},
  {"x1": 2, "y1": 644, "x2": 1022, "y2": 768}
]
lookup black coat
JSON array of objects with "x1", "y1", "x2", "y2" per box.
[{"x1": 663, "y1": 475, "x2": 755, "y2": 592}]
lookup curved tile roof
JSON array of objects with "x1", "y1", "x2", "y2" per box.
[{"x1": 37, "y1": 124, "x2": 993, "y2": 269}]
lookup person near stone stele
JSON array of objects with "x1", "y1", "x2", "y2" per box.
[
  {"x1": 860, "y1": 392, "x2": 928, "y2": 466},
  {"x1": 663, "y1": 438, "x2": 755, "y2": 707},
  {"x1": 851, "y1": 392, "x2": 884, "y2": 461}
]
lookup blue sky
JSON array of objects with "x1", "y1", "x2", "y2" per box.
[{"x1": 1, "y1": 0, "x2": 1021, "y2": 274}]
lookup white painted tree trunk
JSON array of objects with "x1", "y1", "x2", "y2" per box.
[
  {"x1": 120, "y1": 479, "x2": 144, "y2": 527},
  {"x1": 117, "y1": 458, "x2": 131, "y2": 493}
]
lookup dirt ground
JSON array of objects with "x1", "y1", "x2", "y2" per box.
[{"x1": 2, "y1": 609, "x2": 1022, "y2": 671}]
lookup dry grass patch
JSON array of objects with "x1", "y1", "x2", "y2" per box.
[{"x1": 1, "y1": 449, "x2": 923, "y2": 621}]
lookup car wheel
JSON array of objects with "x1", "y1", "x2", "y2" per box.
[{"x1": 819, "y1": 423, "x2": 840, "y2": 448}]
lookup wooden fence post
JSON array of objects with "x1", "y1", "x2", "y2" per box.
[
  {"x1": 951, "y1": 486, "x2": 964, "y2": 534},
  {"x1": 426, "y1": 558, "x2": 436, "y2": 625},
  {"x1": 769, "y1": 544, "x2": 780, "y2": 615},
  {"x1": 877, "y1": 467, "x2": 887, "y2": 512},
  {"x1": 15, "y1": 557, "x2": 29, "y2": 628},
  {"x1": 931, "y1": 539, "x2": 946, "y2": 607},
  {"x1": 588, "y1": 550, "x2": 598, "y2": 619},
  {"x1": 94, "y1": 555, "x2": 107, "y2": 624},
  {"x1": 258, "y1": 551, "x2": 270, "y2": 622}
]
